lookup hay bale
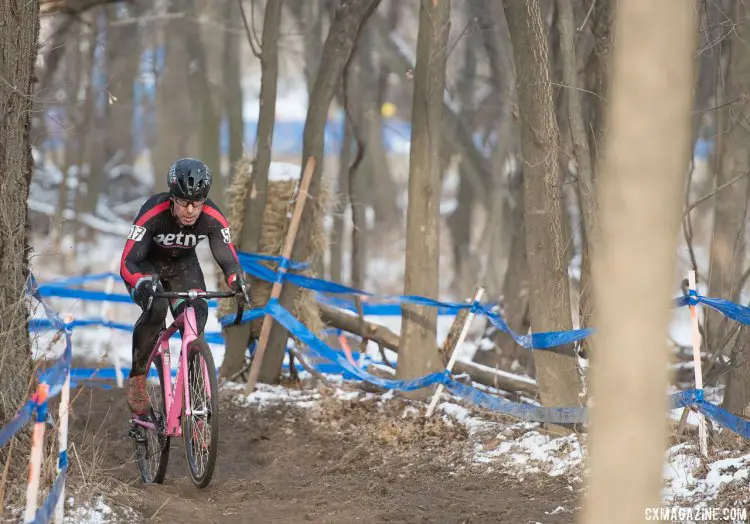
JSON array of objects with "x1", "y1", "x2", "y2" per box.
[{"x1": 217, "y1": 157, "x2": 333, "y2": 344}]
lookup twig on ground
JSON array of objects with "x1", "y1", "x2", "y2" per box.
[{"x1": 150, "y1": 496, "x2": 171, "y2": 520}]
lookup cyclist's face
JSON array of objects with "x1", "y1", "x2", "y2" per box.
[{"x1": 172, "y1": 197, "x2": 205, "y2": 226}]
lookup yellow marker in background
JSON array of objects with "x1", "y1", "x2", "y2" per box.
[{"x1": 381, "y1": 102, "x2": 396, "y2": 118}]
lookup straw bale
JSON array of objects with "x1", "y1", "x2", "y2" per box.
[{"x1": 217, "y1": 156, "x2": 334, "y2": 345}]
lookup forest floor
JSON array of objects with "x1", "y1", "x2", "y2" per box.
[{"x1": 61, "y1": 377, "x2": 584, "y2": 524}]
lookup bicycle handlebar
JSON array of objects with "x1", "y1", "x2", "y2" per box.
[
  {"x1": 146, "y1": 273, "x2": 250, "y2": 326},
  {"x1": 153, "y1": 290, "x2": 238, "y2": 300}
]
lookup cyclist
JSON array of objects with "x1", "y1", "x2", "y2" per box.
[{"x1": 119, "y1": 158, "x2": 251, "y2": 417}]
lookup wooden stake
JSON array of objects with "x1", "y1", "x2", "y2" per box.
[
  {"x1": 245, "y1": 157, "x2": 316, "y2": 395},
  {"x1": 425, "y1": 287, "x2": 485, "y2": 417},
  {"x1": 688, "y1": 271, "x2": 708, "y2": 457}
]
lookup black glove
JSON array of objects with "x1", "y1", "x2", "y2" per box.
[
  {"x1": 229, "y1": 273, "x2": 251, "y2": 306},
  {"x1": 133, "y1": 276, "x2": 164, "y2": 308}
]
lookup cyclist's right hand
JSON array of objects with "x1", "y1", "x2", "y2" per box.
[{"x1": 134, "y1": 276, "x2": 164, "y2": 307}]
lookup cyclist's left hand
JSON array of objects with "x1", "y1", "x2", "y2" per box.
[{"x1": 229, "y1": 273, "x2": 251, "y2": 306}]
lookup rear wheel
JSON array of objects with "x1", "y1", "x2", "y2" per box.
[
  {"x1": 183, "y1": 339, "x2": 219, "y2": 488},
  {"x1": 133, "y1": 355, "x2": 170, "y2": 484}
]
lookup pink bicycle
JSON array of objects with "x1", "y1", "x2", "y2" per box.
[{"x1": 128, "y1": 274, "x2": 248, "y2": 488}]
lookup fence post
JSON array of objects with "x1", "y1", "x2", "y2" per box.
[
  {"x1": 24, "y1": 383, "x2": 49, "y2": 523},
  {"x1": 245, "y1": 157, "x2": 316, "y2": 395},
  {"x1": 54, "y1": 362, "x2": 71, "y2": 523},
  {"x1": 425, "y1": 287, "x2": 485, "y2": 418},
  {"x1": 688, "y1": 271, "x2": 708, "y2": 457}
]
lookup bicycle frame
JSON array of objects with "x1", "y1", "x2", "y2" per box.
[
  {"x1": 131, "y1": 305, "x2": 217, "y2": 437},
  {"x1": 130, "y1": 278, "x2": 246, "y2": 438}
]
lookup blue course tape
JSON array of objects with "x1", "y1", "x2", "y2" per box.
[
  {"x1": 446, "y1": 379, "x2": 587, "y2": 424},
  {"x1": 36, "y1": 285, "x2": 221, "y2": 308},
  {"x1": 30, "y1": 317, "x2": 227, "y2": 346},
  {"x1": 0, "y1": 401, "x2": 35, "y2": 447},
  {"x1": 31, "y1": 467, "x2": 67, "y2": 524},
  {"x1": 12, "y1": 266, "x2": 750, "y2": 440},
  {"x1": 267, "y1": 300, "x2": 448, "y2": 391}
]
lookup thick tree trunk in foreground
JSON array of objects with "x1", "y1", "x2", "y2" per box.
[
  {"x1": 258, "y1": 0, "x2": 383, "y2": 384},
  {"x1": 396, "y1": 0, "x2": 450, "y2": 391},
  {"x1": 220, "y1": 0, "x2": 284, "y2": 381},
  {"x1": 582, "y1": 2, "x2": 695, "y2": 522},
  {"x1": 504, "y1": 0, "x2": 582, "y2": 424},
  {"x1": 0, "y1": 0, "x2": 40, "y2": 427}
]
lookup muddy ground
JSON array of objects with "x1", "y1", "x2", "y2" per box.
[{"x1": 64, "y1": 381, "x2": 581, "y2": 524}]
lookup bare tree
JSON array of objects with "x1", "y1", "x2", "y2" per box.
[
  {"x1": 155, "y1": 0, "x2": 196, "y2": 191},
  {"x1": 713, "y1": 0, "x2": 750, "y2": 415},
  {"x1": 184, "y1": 0, "x2": 222, "y2": 204},
  {"x1": 257, "y1": 0, "x2": 384, "y2": 383},
  {"x1": 0, "y1": 0, "x2": 40, "y2": 437},
  {"x1": 396, "y1": 0, "x2": 450, "y2": 388},
  {"x1": 220, "y1": 0, "x2": 284, "y2": 380},
  {"x1": 578, "y1": 0, "x2": 614, "y2": 351},
  {"x1": 104, "y1": 2, "x2": 142, "y2": 166},
  {"x1": 582, "y1": 1, "x2": 696, "y2": 521},
  {"x1": 504, "y1": 0, "x2": 582, "y2": 421},
  {"x1": 557, "y1": 0, "x2": 599, "y2": 352},
  {"x1": 223, "y1": 0, "x2": 245, "y2": 174}
]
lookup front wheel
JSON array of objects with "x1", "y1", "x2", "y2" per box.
[
  {"x1": 134, "y1": 355, "x2": 170, "y2": 484},
  {"x1": 183, "y1": 339, "x2": 219, "y2": 488}
]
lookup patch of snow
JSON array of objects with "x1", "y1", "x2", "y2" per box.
[
  {"x1": 234, "y1": 383, "x2": 321, "y2": 409},
  {"x1": 663, "y1": 444, "x2": 750, "y2": 504},
  {"x1": 63, "y1": 497, "x2": 124, "y2": 524},
  {"x1": 439, "y1": 402, "x2": 495, "y2": 435}
]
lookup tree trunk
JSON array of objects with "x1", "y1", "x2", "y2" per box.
[
  {"x1": 469, "y1": 0, "x2": 519, "y2": 300},
  {"x1": 447, "y1": 8, "x2": 477, "y2": 298},
  {"x1": 557, "y1": 0, "x2": 599, "y2": 352},
  {"x1": 504, "y1": 0, "x2": 582, "y2": 424},
  {"x1": 224, "y1": 0, "x2": 245, "y2": 175},
  {"x1": 578, "y1": 0, "x2": 614, "y2": 359},
  {"x1": 583, "y1": 0, "x2": 614, "y2": 163},
  {"x1": 581, "y1": 1, "x2": 695, "y2": 521},
  {"x1": 359, "y1": 24, "x2": 399, "y2": 232},
  {"x1": 185, "y1": 0, "x2": 222, "y2": 205},
  {"x1": 396, "y1": 0, "x2": 450, "y2": 392},
  {"x1": 258, "y1": 0, "x2": 383, "y2": 384},
  {"x1": 371, "y1": 11, "x2": 492, "y2": 207},
  {"x1": 0, "y1": 0, "x2": 39, "y2": 429},
  {"x1": 220, "y1": 0, "x2": 284, "y2": 381},
  {"x1": 76, "y1": 14, "x2": 107, "y2": 252},
  {"x1": 715, "y1": 0, "x2": 750, "y2": 414},
  {"x1": 154, "y1": 1, "x2": 194, "y2": 192},
  {"x1": 329, "y1": 118, "x2": 353, "y2": 284},
  {"x1": 104, "y1": 2, "x2": 141, "y2": 167},
  {"x1": 54, "y1": 28, "x2": 86, "y2": 251}
]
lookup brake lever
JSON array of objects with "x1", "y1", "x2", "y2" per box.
[
  {"x1": 232, "y1": 289, "x2": 251, "y2": 326},
  {"x1": 146, "y1": 273, "x2": 160, "y2": 310}
]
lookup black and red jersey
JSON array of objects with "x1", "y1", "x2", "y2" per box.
[{"x1": 120, "y1": 193, "x2": 242, "y2": 289}]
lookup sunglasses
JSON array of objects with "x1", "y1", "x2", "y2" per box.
[{"x1": 172, "y1": 197, "x2": 206, "y2": 208}]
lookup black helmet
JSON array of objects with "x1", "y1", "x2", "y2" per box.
[{"x1": 167, "y1": 158, "x2": 212, "y2": 201}]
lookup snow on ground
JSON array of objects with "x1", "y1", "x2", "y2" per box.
[
  {"x1": 62, "y1": 498, "x2": 118, "y2": 524},
  {"x1": 221, "y1": 378, "x2": 748, "y2": 513}
]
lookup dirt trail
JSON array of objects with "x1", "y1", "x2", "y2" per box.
[{"x1": 67, "y1": 382, "x2": 580, "y2": 524}]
